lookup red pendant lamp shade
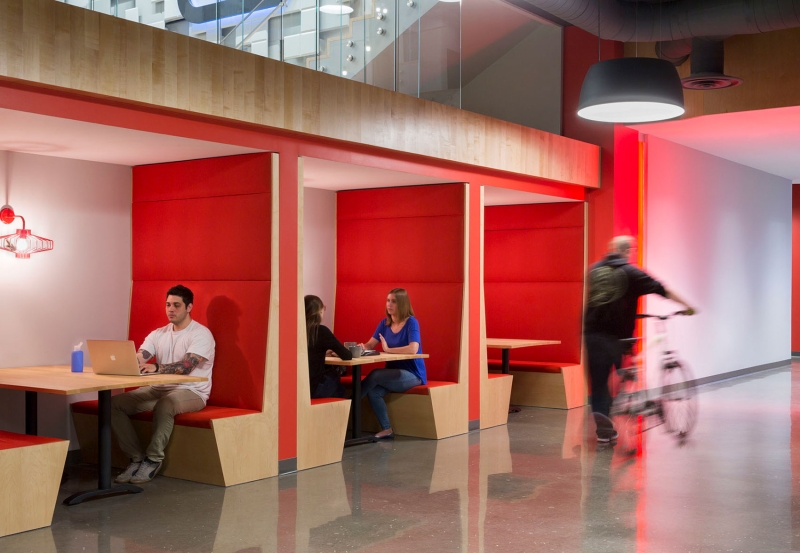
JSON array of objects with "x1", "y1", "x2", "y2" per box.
[{"x1": 0, "y1": 205, "x2": 53, "y2": 259}]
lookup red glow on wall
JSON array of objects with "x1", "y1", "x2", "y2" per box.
[{"x1": 792, "y1": 185, "x2": 800, "y2": 352}]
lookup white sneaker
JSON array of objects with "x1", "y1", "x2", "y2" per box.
[
  {"x1": 593, "y1": 412, "x2": 618, "y2": 443},
  {"x1": 115, "y1": 461, "x2": 141, "y2": 484},
  {"x1": 130, "y1": 458, "x2": 163, "y2": 484}
]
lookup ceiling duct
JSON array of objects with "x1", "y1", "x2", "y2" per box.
[
  {"x1": 512, "y1": 0, "x2": 799, "y2": 90},
  {"x1": 513, "y1": 0, "x2": 800, "y2": 43},
  {"x1": 681, "y1": 37, "x2": 743, "y2": 89}
]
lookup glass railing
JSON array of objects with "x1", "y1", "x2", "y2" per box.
[{"x1": 58, "y1": 0, "x2": 461, "y2": 108}]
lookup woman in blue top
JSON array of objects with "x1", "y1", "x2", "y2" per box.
[{"x1": 358, "y1": 288, "x2": 426, "y2": 439}]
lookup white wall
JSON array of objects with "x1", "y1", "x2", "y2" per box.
[
  {"x1": 643, "y1": 136, "x2": 791, "y2": 383},
  {"x1": 302, "y1": 187, "x2": 337, "y2": 329},
  {"x1": 0, "y1": 151, "x2": 131, "y2": 448},
  {"x1": 461, "y1": 24, "x2": 562, "y2": 135}
]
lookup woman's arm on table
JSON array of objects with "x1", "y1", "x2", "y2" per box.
[
  {"x1": 379, "y1": 334, "x2": 419, "y2": 354},
  {"x1": 321, "y1": 327, "x2": 353, "y2": 360},
  {"x1": 359, "y1": 337, "x2": 379, "y2": 351}
]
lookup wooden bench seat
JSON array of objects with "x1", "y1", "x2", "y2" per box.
[
  {"x1": 72, "y1": 399, "x2": 271, "y2": 486},
  {"x1": 298, "y1": 397, "x2": 352, "y2": 471},
  {"x1": 0, "y1": 430, "x2": 68, "y2": 538},
  {"x1": 341, "y1": 376, "x2": 463, "y2": 439},
  {"x1": 488, "y1": 360, "x2": 585, "y2": 409}
]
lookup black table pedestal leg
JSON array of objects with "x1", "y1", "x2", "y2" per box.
[
  {"x1": 503, "y1": 349, "x2": 522, "y2": 413},
  {"x1": 25, "y1": 391, "x2": 38, "y2": 435},
  {"x1": 63, "y1": 390, "x2": 143, "y2": 505},
  {"x1": 344, "y1": 366, "x2": 375, "y2": 447}
]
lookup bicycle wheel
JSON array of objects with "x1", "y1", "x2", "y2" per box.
[{"x1": 659, "y1": 359, "x2": 698, "y2": 438}]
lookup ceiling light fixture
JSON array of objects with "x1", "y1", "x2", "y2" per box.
[
  {"x1": 577, "y1": 58, "x2": 685, "y2": 123},
  {"x1": 578, "y1": 0, "x2": 684, "y2": 124},
  {"x1": 319, "y1": 2, "x2": 354, "y2": 14},
  {"x1": 0, "y1": 205, "x2": 53, "y2": 259}
]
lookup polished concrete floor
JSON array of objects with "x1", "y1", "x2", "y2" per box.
[{"x1": 2, "y1": 363, "x2": 798, "y2": 553}]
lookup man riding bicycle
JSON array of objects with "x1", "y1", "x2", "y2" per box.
[{"x1": 584, "y1": 236, "x2": 697, "y2": 443}]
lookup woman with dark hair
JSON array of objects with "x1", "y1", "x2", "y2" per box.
[
  {"x1": 305, "y1": 295, "x2": 352, "y2": 399},
  {"x1": 358, "y1": 288, "x2": 427, "y2": 439}
]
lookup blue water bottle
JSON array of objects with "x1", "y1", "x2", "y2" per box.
[{"x1": 71, "y1": 342, "x2": 84, "y2": 373}]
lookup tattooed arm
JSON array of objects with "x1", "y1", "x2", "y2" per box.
[
  {"x1": 141, "y1": 352, "x2": 206, "y2": 375},
  {"x1": 137, "y1": 349, "x2": 153, "y2": 367}
]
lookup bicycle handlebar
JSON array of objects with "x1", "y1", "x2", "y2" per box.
[{"x1": 635, "y1": 310, "x2": 694, "y2": 321}]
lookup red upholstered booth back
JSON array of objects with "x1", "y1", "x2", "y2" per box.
[
  {"x1": 484, "y1": 203, "x2": 585, "y2": 365},
  {"x1": 131, "y1": 154, "x2": 271, "y2": 411},
  {"x1": 335, "y1": 184, "x2": 465, "y2": 383}
]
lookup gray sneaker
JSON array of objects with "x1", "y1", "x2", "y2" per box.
[
  {"x1": 130, "y1": 458, "x2": 163, "y2": 484},
  {"x1": 115, "y1": 461, "x2": 141, "y2": 484}
]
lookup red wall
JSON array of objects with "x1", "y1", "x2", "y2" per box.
[
  {"x1": 335, "y1": 184, "x2": 465, "y2": 384},
  {"x1": 484, "y1": 203, "x2": 585, "y2": 365},
  {"x1": 793, "y1": 184, "x2": 800, "y2": 352},
  {"x1": 131, "y1": 154, "x2": 271, "y2": 411}
]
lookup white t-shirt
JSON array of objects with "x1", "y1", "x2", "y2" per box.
[{"x1": 139, "y1": 320, "x2": 215, "y2": 403}]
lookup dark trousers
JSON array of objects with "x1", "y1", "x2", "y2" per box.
[
  {"x1": 584, "y1": 333, "x2": 623, "y2": 418},
  {"x1": 311, "y1": 372, "x2": 346, "y2": 399}
]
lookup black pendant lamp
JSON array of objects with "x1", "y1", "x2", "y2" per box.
[{"x1": 577, "y1": 57, "x2": 685, "y2": 123}]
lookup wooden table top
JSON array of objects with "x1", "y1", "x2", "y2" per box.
[
  {"x1": 324, "y1": 353, "x2": 429, "y2": 366},
  {"x1": 485, "y1": 339, "x2": 561, "y2": 349},
  {"x1": 0, "y1": 366, "x2": 207, "y2": 395}
]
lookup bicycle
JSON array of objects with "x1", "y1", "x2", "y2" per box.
[{"x1": 609, "y1": 311, "x2": 698, "y2": 454}]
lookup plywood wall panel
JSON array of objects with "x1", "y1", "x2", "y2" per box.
[{"x1": 0, "y1": 0, "x2": 599, "y2": 188}]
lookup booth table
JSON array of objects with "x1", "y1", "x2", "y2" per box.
[
  {"x1": 486, "y1": 339, "x2": 561, "y2": 413},
  {"x1": 486, "y1": 339, "x2": 561, "y2": 374},
  {"x1": 325, "y1": 353, "x2": 429, "y2": 446},
  {"x1": 0, "y1": 365, "x2": 206, "y2": 505}
]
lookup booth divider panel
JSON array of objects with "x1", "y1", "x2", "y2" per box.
[
  {"x1": 337, "y1": 185, "x2": 465, "y2": 220},
  {"x1": 484, "y1": 282, "x2": 582, "y2": 365},
  {"x1": 337, "y1": 215, "x2": 464, "y2": 284},
  {"x1": 484, "y1": 203, "x2": 585, "y2": 366},
  {"x1": 133, "y1": 193, "x2": 271, "y2": 282},
  {"x1": 336, "y1": 184, "x2": 466, "y2": 385},
  {"x1": 132, "y1": 154, "x2": 273, "y2": 415},
  {"x1": 484, "y1": 202, "x2": 584, "y2": 231},
  {"x1": 484, "y1": 227, "x2": 584, "y2": 283},
  {"x1": 133, "y1": 154, "x2": 272, "y2": 202}
]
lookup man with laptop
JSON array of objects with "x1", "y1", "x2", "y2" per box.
[{"x1": 110, "y1": 285, "x2": 215, "y2": 484}]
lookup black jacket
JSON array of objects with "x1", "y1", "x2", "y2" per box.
[
  {"x1": 307, "y1": 325, "x2": 352, "y2": 392},
  {"x1": 584, "y1": 254, "x2": 667, "y2": 339}
]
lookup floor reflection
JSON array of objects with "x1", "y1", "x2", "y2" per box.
[{"x1": 2, "y1": 364, "x2": 797, "y2": 552}]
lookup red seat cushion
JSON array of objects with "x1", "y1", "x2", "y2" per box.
[
  {"x1": 401, "y1": 381, "x2": 457, "y2": 395},
  {"x1": 0, "y1": 430, "x2": 64, "y2": 450},
  {"x1": 487, "y1": 359, "x2": 572, "y2": 374},
  {"x1": 487, "y1": 373, "x2": 512, "y2": 380},
  {"x1": 71, "y1": 400, "x2": 259, "y2": 429},
  {"x1": 340, "y1": 377, "x2": 456, "y2": 395},
  {"x1": 310, "y1": 398, "x2": 348, "y2": 405}
]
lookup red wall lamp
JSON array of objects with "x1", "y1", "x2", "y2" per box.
[{"x1": 0, "y1": 205, "x2": 53, "y2": 259}]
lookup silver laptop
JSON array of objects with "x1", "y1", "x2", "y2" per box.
[{"x1": 88, "y1": 340, "x2": 159, "y2": 376}]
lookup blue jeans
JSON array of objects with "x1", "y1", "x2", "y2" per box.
[{"x1": 360, "y1": 368, "x2": 422, "y2": 430}]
